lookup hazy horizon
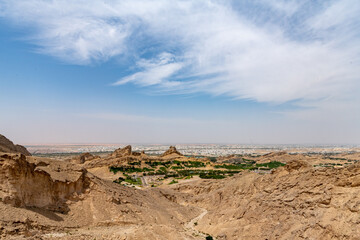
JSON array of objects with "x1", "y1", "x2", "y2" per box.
[
  {"x1": 21, "y1": 142, "x2": 360, "y2": 147},
  {"x1": 1, "y1": 0, "x2": 359, "y2": 144}
]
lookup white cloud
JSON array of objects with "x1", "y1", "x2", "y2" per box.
[
  {"x1": 260, "y1": 0, "x2": 302, "y2": 16},
  {"x1": 308, "y1": 0, "x2": 360, "y2": 32},
  {"x1": 1, "y1": 0, "x2": 359, "y2": 107},
  {"x1": 113, "y1": 52, "x2": 183, "y2": 86}
]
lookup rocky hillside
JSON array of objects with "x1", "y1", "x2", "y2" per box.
[
  {"x1": 0, "y1": 153, "x2": 201, "y2": 239},
  {"x1": 0, "y1": 134, "x2": 31, "y2": 156},
  {"x1": 169, "y1": 160, "x2": 360, "y2": 239},
  {"x1": 1, "y1": 137, "x2": 360, "y2": 239}
]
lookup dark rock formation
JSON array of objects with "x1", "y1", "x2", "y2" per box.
[{"x1": 0, "y1": 134, "x2": 31, "y2": 156}]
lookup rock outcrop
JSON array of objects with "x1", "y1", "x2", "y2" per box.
[
  {"x1": 111, "y1": 145, "x2": 132, "y2": 157},
  {"x1": 0, "y1": 134, "x2": 31, "y2": 156},
  {"x1": 161, "y1": 146, "x2": 183, "y2": 157},
  {"x1": 0, "y1": 153, "x2": 87, "y2": 213},
  {"x1": 0, "y1": 152, "x2": 200, "y2": 239},
  {"x1": 71, "y1": 152, "x2": 97, "y2": 164},
  {"x1": 262, "y1": 151, "x2": 287, "y2": 157}
]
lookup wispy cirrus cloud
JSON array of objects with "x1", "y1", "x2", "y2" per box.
[
  {"x1": 113, "y1": 52, "x2": 183, "y2": 87},
  {"x1": 0, "y1": 0, "x2": 359, "y2": 106}
]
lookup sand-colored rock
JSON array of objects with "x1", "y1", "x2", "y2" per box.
[
  {"x1": 0, "y1": 153, "x2": 200, "y2": 239},
  {"x1": 161, "y1": 146, "x2": 183, "y2": 157},
  {"x1": 82, "y1": 146, "x2": 187, "y2": 170},
  {"x1": 71, "y1": 152, "x2": 99, "y2": 164},
  {"x1": 169, "y1": 160, "x2": 360, "y2": 239},
  {"x1": 1, "y1": 137, "x2": 360, "y2": 239},
  {"x1": 111, "y1": 145, "x2": 132, "y2": 157},
  {"x1": 159, "y1": 146, "x2": 186, "y2": 160},
  {"x1": 255, "y1": 151, "x2": 315, "y2": 164},
  {"x1": 0, "y1": 153, "x2": 87, "y2": 212}
]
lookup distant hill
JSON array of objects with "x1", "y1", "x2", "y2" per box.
[{"x1": 0, "y1": 134, "x2": 31, "y2": 156}]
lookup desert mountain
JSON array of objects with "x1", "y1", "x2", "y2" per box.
[
  {"x1": 168, "y1": 160, "x2": 360, "y2": 239},
  {"x1": 0, "y1": 134, "x2": 31, "y2": 156},
  {"x1": 1, "y1": 136, "x2": 360, "y2": 239},
  {"x1": 0, "y1": 153, "x2": 201, "y2": 239}
]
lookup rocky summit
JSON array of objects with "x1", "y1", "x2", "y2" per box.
[
  {"x1": 161, "y1": 146, "x2": 183, "y2": 157},
  {"x1": 111, "y1": 145, "x2": 133, "y2": 158},
  {"x1": 0, "y1": 134, "x2": 31, "y2": 156}
]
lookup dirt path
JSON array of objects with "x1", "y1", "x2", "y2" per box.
[
  {"x1": 140, "y1": 176, "x2": 148, "y2": 187},
  {"x1": 184, "y1": 207, "x2": 211, "y2": 239}
]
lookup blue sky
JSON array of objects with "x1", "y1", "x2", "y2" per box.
[{"x1": 0, "y1": 0, "x2": 359, "y2": 144}]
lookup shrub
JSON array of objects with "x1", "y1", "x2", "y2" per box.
[
  {"x1": 110, "y1": 166, "x2": 154, "y2": 174},
  {"x1": 169, "y1": 180, "x2": 178, "y2": 185},
  {"x1": 128, "y1": 161, "x2": 141, "y2": 166},
  {"x1": 214, "y1": 164, "x2": 250, "y2": 170},
  {"x1": 183, "y1": 161, "x2": 205, "y2": 168},
  {"x1": 199, "y1": 173, "x2": 225, "y2": 179},
  {"x1": 256, "y1": 161, "x2": 285, "y2": 169},
  {"x1": 208, "y1": 157, "x2": 217, "y2": 162},
  {"x1": 113, "y1": 177, "x2": 125, "y2": 184},
  {"x1": 171, "y1": 166, "x2": 184, "y2": 170}
]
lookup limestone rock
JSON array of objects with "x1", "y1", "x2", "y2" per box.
[
  {"x1": 0, "y1": 153, "x2": 200, "y2": 239},
  {"x1": 0, "y1": 153, "x2": 87, "y2": 212},
  {"x1": 71, "y1": 152, "x2": 97, "y2": 164},
  {"x1": 161, "y1": 146, "x2": 183, "y2": 157},
  {"x1": 283, "y1": 159, "x2": 311, "y2": 171},
  {"x1": 111, "y1": 145, "x2": 132, "y2": 157}
]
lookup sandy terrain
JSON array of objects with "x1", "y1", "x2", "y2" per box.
[{"x1": 1, "y1": 139, "x2": 360, "y2": 239}]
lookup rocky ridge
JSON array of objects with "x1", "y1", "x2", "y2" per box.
[
  {"x1": 168, "y1": 160, "x2": 360, "y2": 239},
  {"x1": 161, "y1": 146, "x2": 183, "y2": 157},
  {"x1": 1, "y1": 137, "x2": 360, "y2": 239},
  {"x1": 0, "y1": 134, "x2": 31, "y2": 156},
  {"x1": 0, "y1": 152, "x2": 201, "y2": 239}
]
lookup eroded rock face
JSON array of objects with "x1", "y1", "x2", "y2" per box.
[
  {"x1": 0, "y1": 134, "x2": 31, "y2": 156},
  {"x1": 161, "y1": 146, "x2": 183, "y2": 157},
  {"x1": 71, "y1": 152, "x2": 97, "y2": 164},
  {"x1": 282, "y1": 159, "x2": 311, "y2": 172},
  {"x1": 111, "y1": 145, "x2": 132, "y2": 157},
  {"x1": 0, "y1": 153, "x2": 88, "y2": 213},
  {"x1": 0, "y1": 153, "x2": 200, "y2": 239}
]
